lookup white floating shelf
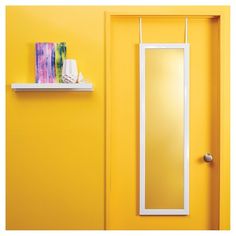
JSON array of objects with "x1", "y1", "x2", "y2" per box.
[{"x1": 11, "y1": 83, "x2": 93, "y2": 91}]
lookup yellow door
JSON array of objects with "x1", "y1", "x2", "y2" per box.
[{"x1": 107, "y1": 16, "x2": 221, "y2": 230}]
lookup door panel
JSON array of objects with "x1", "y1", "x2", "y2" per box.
[{"x1": 108, "y1": 16, "x2": 220, "y2": 229}]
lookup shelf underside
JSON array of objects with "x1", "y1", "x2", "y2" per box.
[{"x1": 11, "y1": 83, "x2": 93, "y2": 91}]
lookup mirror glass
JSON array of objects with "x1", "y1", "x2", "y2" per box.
[{"x1": 145, "y1": 48, "x2": 184, "y2": 209}]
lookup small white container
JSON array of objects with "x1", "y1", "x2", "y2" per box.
[{"x1": 62, "y1": 59, "x2": 78, "y2": 83}]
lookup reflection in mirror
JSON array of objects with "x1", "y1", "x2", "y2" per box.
[{"x1": 140, "y1": 44, "x2": 189, "y2": 215}]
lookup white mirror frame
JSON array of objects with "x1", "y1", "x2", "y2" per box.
[{"x1": 139, "y1": 43, "x2": 190, "y2": 215}]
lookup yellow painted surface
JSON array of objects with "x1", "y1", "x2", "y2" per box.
[
  {"x1": 145, "y1": 49, "x2": 184, "y2": 209},
  {"x1": 219, "y1": 7, "x2": 230, "y2": 230},
  {"x1": 6, "y1": 6, "x2": 107, "y2": 230},
  {"x1": 107, "y1": 15, "x2": 222, "y2": 230},
  {"x1": 6, "y1": 6, "x2": 230, "y2": 230}
]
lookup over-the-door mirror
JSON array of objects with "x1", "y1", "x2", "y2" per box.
[{"x1": 140, "y1": 44, "x2": 189, "y2": 215}]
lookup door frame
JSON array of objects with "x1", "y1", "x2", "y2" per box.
[{"x1": 105, "y1": 6, "x2": 230, "y2": 230}]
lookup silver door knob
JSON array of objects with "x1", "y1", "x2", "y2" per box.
[{"x1": 203, "y1": 153, "x2": 213, "y2": 162}]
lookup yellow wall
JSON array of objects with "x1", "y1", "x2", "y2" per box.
[
  {"x1": 6, "y1": 6, "x2": 230, "y2": 230},
  {"x1": 6, "y1": 6, "x2": 108, "y2": 230}
]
